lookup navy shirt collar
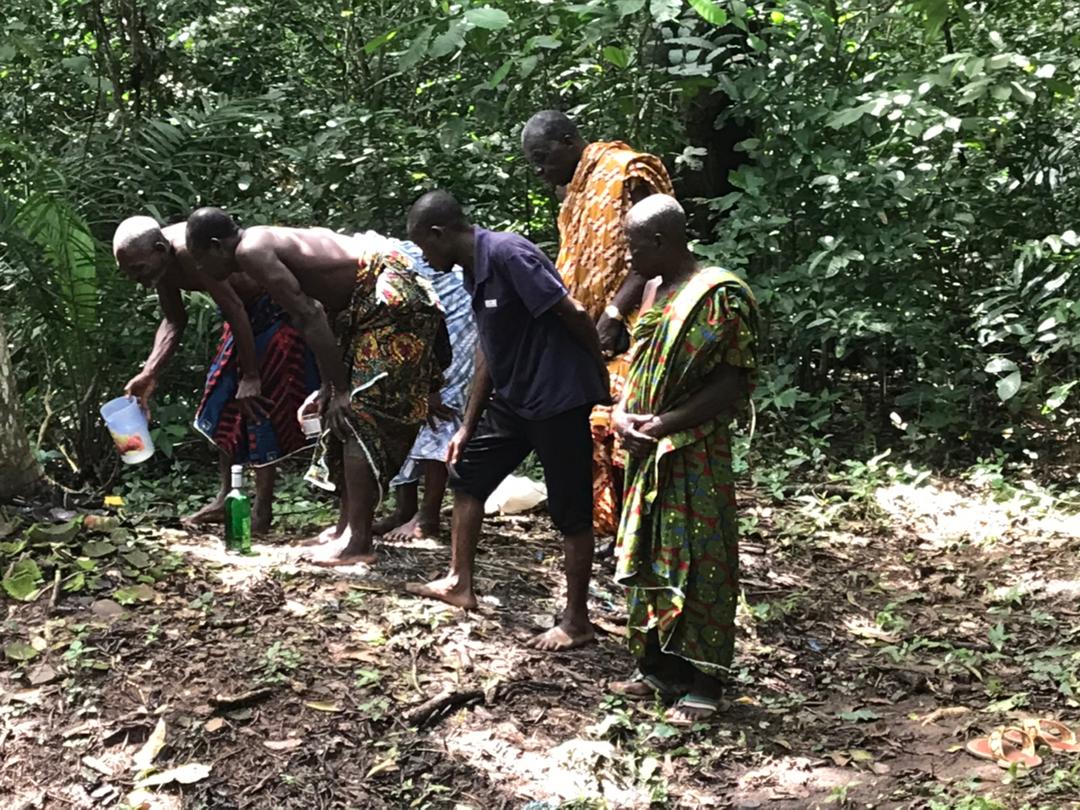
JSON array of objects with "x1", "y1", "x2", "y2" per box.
[{"x1": 471, "y1": 227, "x2": 493, "y2": 285}]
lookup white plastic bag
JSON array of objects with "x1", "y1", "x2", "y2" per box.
[{"x1": 484, "y1": 475, "x2": 547, "y2": 515}]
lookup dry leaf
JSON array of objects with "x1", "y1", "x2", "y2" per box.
[
  {"x1": 204, "y1": 718, "x2": 225, "y2": 733},
  {"x1": 264, "y1": 738, "x2": 302, "y2": 751},
  {"x1": 135, "y1": 762, "x2": 211, "y2": 788},
  {"x1": 849, "y1": 748, "x2": 875, "y2": 762},
  {"x1": 27, "y1": 663, "x2": 59, "y2": 685},
  {"x1": 304, "y1": 701, "x2": 342, "y2": 713},
  {"x1": 132, "y1": 718, "x2": 167, "y2": 773},
  {"x1": 82, "y1": 755, "x2": 115, "y2": 776}
]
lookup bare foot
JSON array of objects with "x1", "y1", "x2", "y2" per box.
[
  {"x1": 384, "y1": 515, "x2": 439, "y2": 542},
  {"x1": 371, "y1": 510, "x2": 407, "y2": 535},
  {"x1": 310, "y1": 551, "x2": 377, "y2": 568},
  {"x1": 405, "y1": 576, "x2": 478, "y2": 610},
  {"x1": 526, "y1": 622, "x2": 596, "y2": 652},
  {"x1": 181, "y1": 498, "x2": 225, "y2": 528},
  {"x1": 299, "y1": 525, "x2": 349, "y2": 547}
]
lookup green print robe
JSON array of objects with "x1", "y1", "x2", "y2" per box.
[{"x1": 615, "y1": 266, "x2": 758, "y2": 677}]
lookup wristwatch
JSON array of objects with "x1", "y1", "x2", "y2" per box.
[{"x1": 604, "y1": 304, "x2": 624, "y2": 322}]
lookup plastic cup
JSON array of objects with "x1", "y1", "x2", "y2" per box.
[
  {"x1": 297, "y1": 391, "x2": 322, "y2": 439},
  {"x1": 100, "y1": 396, "x2": 155, "y2": 464}
]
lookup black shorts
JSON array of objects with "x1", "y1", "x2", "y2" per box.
[{"x1": 449, "y1": 397, "x2": 593, "y2": 536}]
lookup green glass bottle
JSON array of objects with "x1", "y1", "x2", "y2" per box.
[{"x1": 224, "y1": 464, "x2": 252, "y2": 554}]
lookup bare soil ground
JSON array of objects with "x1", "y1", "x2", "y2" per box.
[{"x1": 3, "y1": 479, "x2": 1080, "y2": 809}]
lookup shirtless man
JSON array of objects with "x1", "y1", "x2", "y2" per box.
[
  {"x1": 114, "y1": 216, "x2": 290, "y2": 532},
  {"x1": 184, "y1": 208, "x2": 447, "y2": 564}
]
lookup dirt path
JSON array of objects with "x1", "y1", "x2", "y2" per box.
[{"x1": 2, "y1": 479, "x2": 1080, "y2": 809}]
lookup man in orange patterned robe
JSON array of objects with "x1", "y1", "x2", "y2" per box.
[{"x1": 522, "y1": 110, "x2": 674, "y2": 537}]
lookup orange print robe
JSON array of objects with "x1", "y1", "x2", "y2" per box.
[{"x1": 556, "y1": 141, "x2": 674, "y2": 536}]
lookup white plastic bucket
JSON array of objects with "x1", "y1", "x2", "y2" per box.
[{"x1": 100, "y1": 396, "x2": 155, "y2": 464}]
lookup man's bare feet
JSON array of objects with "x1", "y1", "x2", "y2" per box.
[
  {"x1": 310, "y1": 551, "x2": 377, "y2": 567},
  {"x1": 181, "y1": 497, "x2": 225, "y2": 528},
  {"x1": 299, "y1": 525, "x2": 350, "y2": 547},
  {"x1": 405, "y1": 576, "x2": 479, "y2": 610},
  {"x1": 384, "y1": 515, "x2": 439, "y2": 542},
  {"x1": 526, "y1": 621, "x2": 596, "y2": 652},
  {"x1": 371, "y1": 510, "x2": 407, "y2": 535}
]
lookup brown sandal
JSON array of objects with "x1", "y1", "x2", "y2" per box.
[
  {"x1": 965, "y1": 726, "x2": 1042, "y2": 769},
  {"x1": 1022, "y1": 718, "x2": 1080, "y2": 753}
]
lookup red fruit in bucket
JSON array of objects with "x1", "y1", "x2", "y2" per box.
[{"x1": 114, "y1": 433, "x2": 145, "y2": 454}]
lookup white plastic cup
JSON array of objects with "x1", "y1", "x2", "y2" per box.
[
  {"x1": 297, "y1": 391, "x2": 322, "y2": 439},
  {"x1": 100, "y1": 396, "x2": 155, "y2": 464}
]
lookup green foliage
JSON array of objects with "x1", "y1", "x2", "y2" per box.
[{"x1": 1, "y1": 0, "x2": 1078, "y2": 481}]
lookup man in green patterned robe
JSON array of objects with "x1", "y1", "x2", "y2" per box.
[{"x1": 610, "y1": 195, "x2": 759, "y2": 724}]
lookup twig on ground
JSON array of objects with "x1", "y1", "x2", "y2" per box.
[
  {"x1": 403, "y1": 688, "x2": 484, "y2": 727},
  {"x1": 210, "y1": 686, "x2": 276, "y2": 711}
]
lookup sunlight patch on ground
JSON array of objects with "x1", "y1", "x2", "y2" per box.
[
  {"x1": 735, "y1": 756, "x2": 852, "y2": 803},
  {"x1": 874, "y1": 481, "x2": 1079, "y2": 547},
  {"x1": 444, "y1": 725, "x2": 650, "y2": 808}
]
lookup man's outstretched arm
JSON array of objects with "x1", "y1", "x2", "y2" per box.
[{"x1": 125, "y1": 281, "x2": 188, "y2": 415}]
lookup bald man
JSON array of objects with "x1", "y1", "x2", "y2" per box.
[
  {"x1": 185, "y1": 208, "x2": 448, "y2": 565},
  {"x1": 404, "y1": 190, "x2": 608, "y2": 651},
  {"x1": 610, "y1": 195, "x2": 758, "y2": 723},
  {"x1": 113, "y1": 216, "x2": 318, "y2": 532},
  {"x1": 522, "y1": 110, "x2": 675, "y2": 541}
]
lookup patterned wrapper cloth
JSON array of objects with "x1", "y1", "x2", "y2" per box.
[
  {"x1": 615, "y1": 267, "x2": 759, "y2": 678},
  {"x1": 303, "y1": 232, "x2": 446, "y2": 505},
  {"x1": 556, "y1": 140, "x2": 675, "y2": 536},
  {"x1": 388, "y1": 241, "x2": 477, "y2": 485},
  {"x1": 194, "y1": 295, "x2": 320, "y2": 466}
]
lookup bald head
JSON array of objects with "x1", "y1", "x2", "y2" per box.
[
  {"x1": 624, "y1": 195, "x2": 691, "y2": 279},
  {"x1": 113, "y1": 215, "x2": 172, "y2": 286},
  {"x1": 626, "y1": 194, "x2": 687, "y2": 243},
  {"x1": 113, "y1": 216, "x2": 165, "y2": 258}
]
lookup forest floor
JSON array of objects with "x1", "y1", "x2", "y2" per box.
[{"x1": 2, "y1": 472, "x2": 1080, "y2": 810}]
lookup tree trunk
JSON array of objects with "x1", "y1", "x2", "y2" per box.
[{"x1": 0, "y1": 315, "x2": 41, "y2": 499}]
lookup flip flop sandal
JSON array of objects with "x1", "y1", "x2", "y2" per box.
[
  {"x1": 965, "y1": 726, "x2": 1042, "y2": 769},
  {"x1": 1022, "y1": 718, "x2": 1080, "y2": 753},
  {"x1": 609, "y1": 673, "x2": 685, "y2": 701},
  {"x1": 666, "y1": 694, "x2": 723, "y2": 726}
]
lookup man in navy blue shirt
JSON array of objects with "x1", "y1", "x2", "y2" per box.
[{"x1": 405, "y1": 190, "x2": 608, "y2": 651}]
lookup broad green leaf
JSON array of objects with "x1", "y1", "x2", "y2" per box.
[
  {"x1": 984, "y1": 357, "x2": 1017, "y2": 374},
  {"x1": 4, "y1": 641, "x2": 39, "y2": 661},
  {"x1": 1011, "y1": 81, "x2": 1036, "y2": 104},
  {"x1": 28, "y1": 521, "x2": 80, "y2": 545},
  {"x1": 464, "y1": 7, "x2": 511, "y2": 31},
  {"x1": 922, "y1": 123, "x2": 945, "y2": 141},
  {"x1": 603, "y1": 46, "x2": 630, "y2": 69},
  {"x1": 530, "y1": 35, "x2": 561, "y2": 50},
  {"x1": 398, "y1": 25, "x2": 433, "y2": 70},
  {"x1": 0, "y1": 539, "x2": 27, "y2": 556},
  {"x1": 82, "y1": 540, "x2": 116, "y2": 558},
  {"x1": 429, "y1": 24, "x2": 465, "y2": 58},
  {"x1": 617, "y1": 0, "x2": 646, "y2": 15},
  {"x1": 63, "y1": 572, "x2": 85, "y2": 592},
  {"x1": 363, "y1": 29, "x2": 397, "y2": 55},
  {"x1": 997, "y1": 371, "x2": 1022, "y2": 402},
  {"x1": 487, "y1": 60, "x2": 512, "y2": 88},
  {"x1": 687, "y1": 0, "x2": 728, "y2": 26},
  {"x1": 2, "y1": 558, "x2": 43, "y2": 601}
]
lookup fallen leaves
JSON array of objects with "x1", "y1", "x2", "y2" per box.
[
  {"x1": 133, "y1": 718, "x2": 167, "y2": 773},
  {"x1": 263, "y1": 738, "x2": 302, "y2": 751},
  {"x1": 134, "y1": 762, "x2": 212, "y2": 788}
]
